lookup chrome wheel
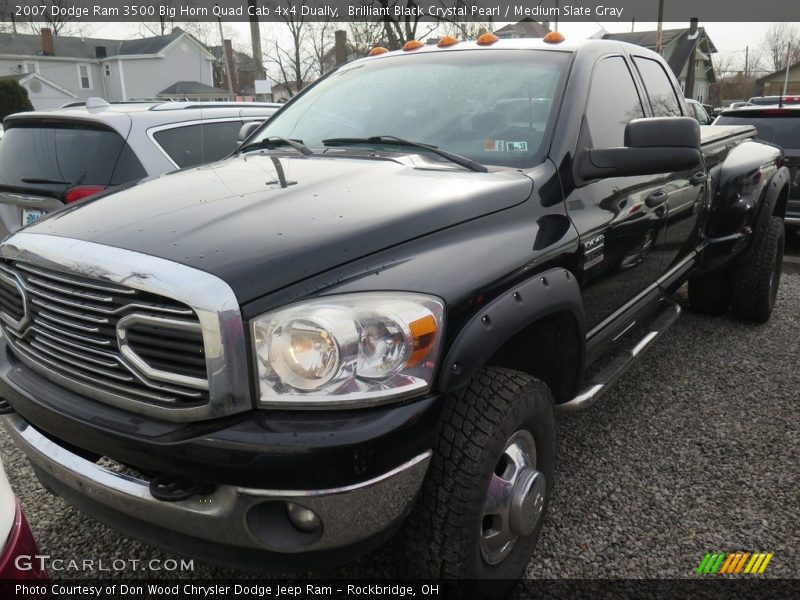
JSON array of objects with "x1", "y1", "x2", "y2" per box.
[{"x1": 479, "y1": 429, "x2": 547, "y2": 565}]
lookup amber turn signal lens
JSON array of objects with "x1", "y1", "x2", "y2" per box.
[
  {"x1": 543, "y1": 31, "x2": 565, "y2": 44},
  {"x1": 368, "y1": 46, "x2": 389, "y2": 56},
  {"x1": 403, "y1": 40, "x2": 424, "y2": 51},
  {"x1": 407, "y1": 315, "x2": 438, "y2": 367},
  {"x1": 476, "y1": 33, "x2": 499, "y2": 46},
  {"x1": 438, "y1": 36, "x2": 459, "y2": 48}
]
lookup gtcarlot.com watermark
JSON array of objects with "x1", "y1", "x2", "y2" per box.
[{"x1": 15, "y1": 554, "x2": 195, "y2": 573}]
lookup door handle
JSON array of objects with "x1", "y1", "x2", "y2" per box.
[
  {"x1": 645, "y1": 190, "x2": 668, "y2": 208},
  {"x1": 690, "y1": 171, "x2": 707, "y2": 185}
]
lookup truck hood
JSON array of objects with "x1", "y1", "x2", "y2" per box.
[{"x1": 25, "y1": 154, "x2": 534, "y2": 302}]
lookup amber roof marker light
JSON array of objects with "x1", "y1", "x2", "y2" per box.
[
  {"x1": 403, "y1": 40, "x2": 424, "y2": 51},
  {"x1": 476, "y1": 33, "x2": 499, "y2": 46},
  {"x1": 438, "y1": 36, "x2": 459, "y2": 48},
  {"x1": 543, "y1": 32, "x2": 565, "y2": 44},
  {"x1": 368, "y1": 47, "x2": 389, "y2": 56}
]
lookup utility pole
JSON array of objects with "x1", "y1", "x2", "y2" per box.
[
  {"x1": 782, "y1": 42, "x2": 792, "y2": 98},
  {"x1": 655, "y1": 0, "x2": 664, "y2": 55},
  {"x1": 216, "y1": 13, "x2": 235, "y2": 99},
  {"x1": 685, "y1": 18, "x2": 699, "y2": 100},
  {"x1": 554, "y1": 1, "x2": 559, "y2": 33},
  {"x1": 248, "y1": 0, "x2": 266, "y2": 99},
  {"x1": 744, "y1": 46, "x2": 749, "y2": 78}
]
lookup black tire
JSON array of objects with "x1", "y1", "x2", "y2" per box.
[
  {"x1": 402, "y1": 367, "x2": 555, "y2": 596},
  {"x1": 731, "y1": 216, "x2": 785, "y2": 323},
  {"x1": 688, "y1": 268, "x2": 731, "y2": 315}
]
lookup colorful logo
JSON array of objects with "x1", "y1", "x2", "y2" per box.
[{"x1": 697, "y1": 552, "x2": 774, "y2": 574}]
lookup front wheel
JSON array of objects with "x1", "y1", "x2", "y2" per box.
[{"x1": 402, "y1": 368, "x2": 555, "y2": 595}]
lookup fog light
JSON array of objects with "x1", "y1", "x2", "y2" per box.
[{"x1": 286, "y1": 502, "x2": 321, "y2": 533}]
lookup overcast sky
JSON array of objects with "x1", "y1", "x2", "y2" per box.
[{"x1": 78, "y1": 20, "x2": 785, "y2": 74}]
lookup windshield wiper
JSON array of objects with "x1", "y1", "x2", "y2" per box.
[
  {"x1": 20, "y1": 177, "x2": 70, "y2": 185},
  {"x1": 238, "y1": 136, "x2": 313, "y2": 157},
  {"x1": 322, "y1": 135, "x2": 488, "y2": 173}
]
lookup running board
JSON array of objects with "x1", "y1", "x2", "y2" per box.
[{"x1": 557, "y1": 300, "x2": 682, "y2": 413}]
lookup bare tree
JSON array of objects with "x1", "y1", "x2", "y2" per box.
[
  {"x1": 265, "y1": 0, "x2": 316, "y2": 98},
  {"x1": 15, "y1": 0, "x2": 91, "y2": 36},
  {"x1": 0, "y1": 0, "x2": 15, "y2": 33},
  {"x1": 709, "y1": 51, "x2": 768, "y2": 105},
  {"x1": 180, "y1": 21, "x2": 220, "y2": 47},
  {"x1": 347, "y1": 21, "x2": 387, "y2": 55},
  {"x1": 435, "y1": 1, "x2": 494, "y2": 40},
  {"x1": 135, "y1": 1, "x2": 177, "y2": 38},
  {"x1": 307, "y1": 20, "x2": 334, "y2": 77},
  {"x1": 374, "y1": 1, "x2": 422, "y2": 49},
  {"x1": 761, "y1": 23, "x2": 800, "y2": 72},
  {"x1": 712, "y1": 52, "x2": 739, "y2": 81}
]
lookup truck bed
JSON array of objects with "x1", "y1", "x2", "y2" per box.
[
  {"x1": 701, "y1": 124, "x2": 755, "y2": 148},
  {"x1": 700, "y1": 125, "x2": 756, "y2": 165}
]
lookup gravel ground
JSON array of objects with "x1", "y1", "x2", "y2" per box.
[{"x1": 1, "y1": 274, "x2": 798, "y2": 581}]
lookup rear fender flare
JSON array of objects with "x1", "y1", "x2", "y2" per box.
[{"x1": 753, "y1": 166, "x2": 791, "y2": 245}]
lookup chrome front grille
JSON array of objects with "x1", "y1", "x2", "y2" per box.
[{"x1": 0, "y1": 259, "x2": 209, "y2": 407}]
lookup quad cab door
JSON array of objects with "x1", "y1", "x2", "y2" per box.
[
  {"x1": 632, "y1": 56, "x2": 707, "y2": 271},
  {"x1": 565, "y1": 55, "x2": 670, "y2": 331}
]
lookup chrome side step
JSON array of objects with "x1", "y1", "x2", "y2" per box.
[{"x1": 557, "y1": 300, "x2": 682, "y2": 413}]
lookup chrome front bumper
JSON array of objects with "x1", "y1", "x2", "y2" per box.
[{"x1": 1, "y1": 413, "x2": 431, "y2": 554}]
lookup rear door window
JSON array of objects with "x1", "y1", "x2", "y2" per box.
[
  {"x1": 0, "y1": 121, "x2": 145, "y2": 192},
  {"x1": 633, "y1": 57, "x2": 683, "y2": 117},
  {"x1": 152, "y1": 120, "x2": 243, "y2": 168}
]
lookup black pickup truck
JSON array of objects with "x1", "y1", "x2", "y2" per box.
[{"x1": 0, "y1": 37, "x2": 790, "y2": 589}]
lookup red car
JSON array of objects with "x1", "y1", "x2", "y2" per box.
[{"x1": 0, "y1": 456, "x2": 46, "y2": 579}]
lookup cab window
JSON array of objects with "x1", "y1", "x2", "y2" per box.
[
  {"x1": 585, "y1": 57, "x2": 644, "y2": 148},
  {"x1": 634, "y1": 57, "x2": 682, "y2": 117}
]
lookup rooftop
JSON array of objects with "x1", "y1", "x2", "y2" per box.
[{"x1": 0, "y1": 27, "x2": 205, "y2": 60}]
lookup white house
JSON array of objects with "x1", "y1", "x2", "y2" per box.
[{"x1": 0, "y1": 28, "x2": 228, "y2": 109}]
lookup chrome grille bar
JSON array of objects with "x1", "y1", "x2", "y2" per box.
[
  {"x1": 27, "y1": 326, "x2": 119, "y2": 359},
  {"x1": 32, "y1": 319, "x2": 113, "y2": 346},
  {"x1": 0, "y1": 232, "x2": 250, "y2": 422},
  {"x1": 15, "y1": 262, "x2": 137, "y2": 294},
  {"x1": 31, "y1": 297, "x2": 110, "y2": 324},
  {"x1": 26, "y1": 275, "x2": 115, "y2": 302}
]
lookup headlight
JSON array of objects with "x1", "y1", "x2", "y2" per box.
[{"x1": 252, "y1": 293, "x2": 444, "y2": 408}]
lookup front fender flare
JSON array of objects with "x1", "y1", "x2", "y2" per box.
[{"x1": 437, "y1": 267, "x2": 585, "y2": 394}]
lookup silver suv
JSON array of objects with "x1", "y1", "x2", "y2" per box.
[{"x1": 0, "y1": 99, "x2": 280, "y2": 238}]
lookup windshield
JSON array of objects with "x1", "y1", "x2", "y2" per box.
[
  {"x1": 716, "y1": 114, "x2": 800, "y2": 149},
  {"x1": 250, "y1": 49, "x2": 570, "y2": 168}
]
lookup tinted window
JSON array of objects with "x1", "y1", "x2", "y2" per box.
[
  {"x1": 252, "y1": 50, "x2": 569, "y2": 168},
  {"x1": 153, "y1": 120, "x2": 244, "y2": 168},
  {"x1": 110, "y1": 143, "x2": 148, "y2": 184},
  {"x1": 697, "y1": 105, "x2": 712, "y2": 125},
  {"x1": 586, "y1": 57, "x2": 644, "y2": 148},
  {"x1": 716, "y1": 114, "x2": 800, "y2": 149},
  {"x1": 0, "y1": 122, "x2": 145, "y2": 191},
  {"x1": 634, "y1": 57, "x2": 682, "y2": 117},
  {"x1": 687, "y1": 102, "x2": 710, "y2": 124}
]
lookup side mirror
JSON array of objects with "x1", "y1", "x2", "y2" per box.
[
  {"x1": 237, "y1": 121, "x2": 262, "y2": 145},
  {"x1": 581, "y1": 117, "x2": 702, "y2": 180}
]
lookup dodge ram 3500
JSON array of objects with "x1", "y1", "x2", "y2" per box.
[{"x1": 0, "y1": 37, "x2": 789, "y2": 591}]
